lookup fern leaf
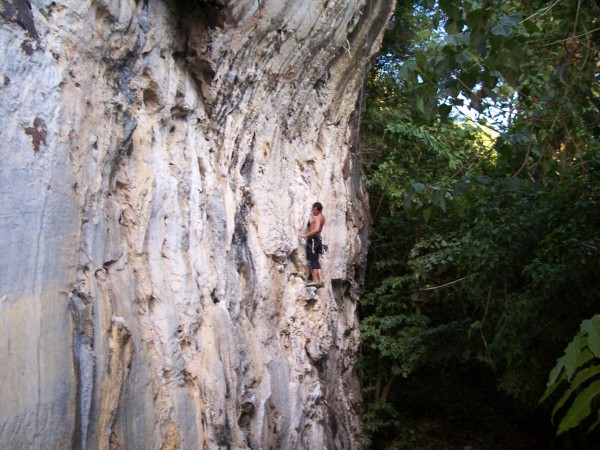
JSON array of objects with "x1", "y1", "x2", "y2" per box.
[
  {"x1": 557, "y1": 379, "x2": 600, "y2": 434},
  {"x1": 540, "y1": 377, "x2": 564, "y2": 404},
  {"x1": 541, "y1": 348, "x2": 594, "y2": 404},
  {"x1": 551, "y1": 364, "x2": 600, "y2": 420},
  {"x1": 582, "y1": 314, "x2": 600, "y2": 357},
  {"x1": 564, "y1": 334, "x2": 588, "y2": 380},
  {"x1": 546, "y1": 336, "x2": 587, "y2": 387},
  {"x1": 545, "y1": 361, "x2": 567, "y2": 391}
]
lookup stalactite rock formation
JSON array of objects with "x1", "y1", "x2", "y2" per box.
[{"x1": 0, "y1": 0, "x2": 394, "y2": 448}]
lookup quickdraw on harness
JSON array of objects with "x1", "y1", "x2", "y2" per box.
[{"x1": 310, "y1": 235, "x2": 328, "y2": 256}]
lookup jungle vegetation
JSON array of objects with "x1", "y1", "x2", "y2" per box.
[{"x1": 357, "y1": 0, "x2": 600, "y2": 448}]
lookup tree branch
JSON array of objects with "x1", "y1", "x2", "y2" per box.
[{"x1": 418, "y1": 274, "x2": 477, "y2": 291}]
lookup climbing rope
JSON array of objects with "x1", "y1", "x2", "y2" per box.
[{"x1": 309, "y1": 0, "x2": 375, "y2": 218}]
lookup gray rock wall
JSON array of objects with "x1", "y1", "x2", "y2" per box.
[{"x1": 0, "y1": 0, "x2": 394, "y2": 448}]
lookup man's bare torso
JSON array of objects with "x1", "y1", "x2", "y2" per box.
[{"x1": 310, "y1": 213, "x2": 325, "y2": 235}]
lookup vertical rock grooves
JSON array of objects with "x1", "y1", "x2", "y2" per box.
[
  {"x1": 0, "y1": 0, "x2": 394, "y2": 448},
  {"x1": 69, "y1": 282, "x2": 96, "y2": 450}
]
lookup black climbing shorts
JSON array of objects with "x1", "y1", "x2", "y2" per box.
[{"x1": 306, "y1": 236, "x2": 322, "y2": 270}]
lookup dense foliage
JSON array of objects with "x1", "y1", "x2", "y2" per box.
[{"x1": 358, "y1": 0, "x2": 600, "y2": 448}]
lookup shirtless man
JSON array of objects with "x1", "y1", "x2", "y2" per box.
[{"x1": 298, "y1": 202, "x2": 326, "y2": 288}]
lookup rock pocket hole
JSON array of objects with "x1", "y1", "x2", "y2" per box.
[{"x1": 142, "y1": 88, "x2": 160, "y2": 110}]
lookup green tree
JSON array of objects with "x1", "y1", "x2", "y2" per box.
[{"x1": 358, "y1": 0, "x2": 600, "y2": 447}]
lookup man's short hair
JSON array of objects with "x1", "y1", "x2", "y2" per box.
[{"x1": 313, "y1": 202, "x2": 323, "y2": 211}]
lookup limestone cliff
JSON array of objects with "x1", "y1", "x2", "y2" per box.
[{"x1": 0, "y1": 0, "x2": 394, "y2": 448}]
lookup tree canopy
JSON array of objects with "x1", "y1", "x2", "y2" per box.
[{"x1": 358, "y1": 0, "x2": 600, "y2": 447}]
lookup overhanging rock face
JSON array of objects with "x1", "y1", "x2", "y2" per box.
[{"x1": 0, "y1": 0, "x2": 394, "y2": 448}]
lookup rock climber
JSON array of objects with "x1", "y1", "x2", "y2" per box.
[{"x1": 298, "y1": 202, "x2": 326, "y2": 288}]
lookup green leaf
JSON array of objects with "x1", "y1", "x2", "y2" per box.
[
  {"x1": 465, "y1": 9, "x2": 483, "y2": 30},
  {"x1": 481, "y1": 73, "x2": 499, "y2": 89},
  {"x1": 501, "y1": 67, "x2": 519, "y2": 86},
  {"x1": 411, "y1": 181, "x2": 426, "y2": 193},
  {"x1": 491, "y1": 24, "x2": 512, "y2": 36},
  {"x1": 468, "y1": 320, "x2": 482, "y2": 339},
  {"x1": 551, "y1": 365, "x2": 600, "y2": 420},
  {"x1": 398, "y1": 60, "x2": 417, "y2": 82},
  {"x1": 582, "y1": 315, "x2": 600, "y2": 357},
  {"x1": 416, "y1": 96, "x2": 425, "y2": 114},
  {"x1": 521, "y1": 19, "x2": 540, "y2": 34},
  {"x1": 563, "y1": 332, "x2": 586, "y2": 380},
  {"x1": 455, "y1": 49, "x2": 474, "y2": 66},
  {"x1": 542, "y1": 344, "x2": 592, "y2": 400},
  {"x1": 415, "y1": 52, "x2": 429, "y2": 71},
  {"x1": 422, "y1": 207, "x2": 433, "y2": 222},
  {"x1": 438, "y1": 104, "x2": 452, "y2": 120},
  {"x1": 501, "y1": 14, "x2": 523, "y2": 27},
  {"x1": 557, "y1": 380, "x2": 600, "y2": 435},
  {"x1": 440, "y1": 0, "x2": 462, "y2": 21},
  {"x1": 469, "y1": 29, "x2": 486, "y2": 55},
  {"x1": 445, "y1": 19, "x2": 461, "y2": 35}
]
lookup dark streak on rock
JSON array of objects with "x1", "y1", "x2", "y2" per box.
[
  {"x1": 24, "y1": 116, "x2": 47, "y2": 153},
  {"x1": 20, "y1": 39, "x2": 35, "y2": 55},
  {"x1": 0, "y1": 0, "x2": 40, "y2": 41}
]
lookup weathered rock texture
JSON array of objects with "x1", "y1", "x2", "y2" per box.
[{"x1": 0, "y1": 0, "x2": 393, "y2": 448}]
